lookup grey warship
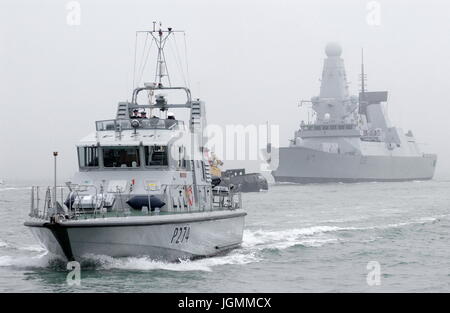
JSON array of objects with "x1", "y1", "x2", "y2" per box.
[
  {"x1": 272, "y1": 43, "x2": 437, "y2": 183},
  {"x1": 24, "y1": 25, "x2": 245, "y2": 261}
]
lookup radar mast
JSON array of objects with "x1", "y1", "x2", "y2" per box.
[{"x1": 134, "y1": 22, "x2": 185, "y2": 89}]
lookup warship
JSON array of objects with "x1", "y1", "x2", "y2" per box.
[
  {"x1": 272, "y1": 43, "x2": 437, "y2": 183},
  {"x1": 24, "y1": 24, "x2": 246, "y2": 261}
]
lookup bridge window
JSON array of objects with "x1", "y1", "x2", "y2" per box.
[
  {"x1": 78, "y1": 147, "x2": 99, "y2": 168},
  {"x1": 145, "y1": 146, "x2": 168, "y2": 166},
  {"x1": 103, "y1": 147, "x2": 140, "y2": 168}
]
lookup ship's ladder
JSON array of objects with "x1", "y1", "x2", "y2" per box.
[
  {"x1": 116, "y1": 102, "x2": 129, "y2": 119},
  {"x1": 190, "y1": 100, "x2": 202, "y2": 130},
  {"x1": 203, "y1": 162, "x2": 212, "y2": 183}
]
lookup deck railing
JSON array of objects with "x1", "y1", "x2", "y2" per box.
[
  {"x1": 29, "y1": 185, "x2": 71, "y2": 220},
  {"x1": 96, "y1": 118, "x2": 185, "y2": 132},
  {"x1": 29, "y1": 183, "x2": 241, "y2": 221}
]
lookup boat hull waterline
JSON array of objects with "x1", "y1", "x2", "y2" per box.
[
  {"x1": 273, "y1": 146, "x2": 436, "y2": 183},
  {"x1": 25, "y1": 210, "x2": 246, "y2": 262}
]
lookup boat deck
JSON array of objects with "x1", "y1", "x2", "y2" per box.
[{"x1": 67, "y1": 207, "x2": 235, "y2": 220}]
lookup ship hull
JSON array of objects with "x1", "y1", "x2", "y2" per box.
[
  {"x1": 25, "y1": 210, "x2": 246, "y2": 262},
  {"x1": 220, "y1": 174, "x2": 269, "y2": 193},
  {"x1": 273, "y1": 147, "x2": 437, "y2": 183}
]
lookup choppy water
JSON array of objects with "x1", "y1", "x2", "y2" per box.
[{"x1": 0, "y1": 180, "x2": 449, "y2": 292}]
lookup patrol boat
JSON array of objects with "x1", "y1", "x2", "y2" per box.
[
  {"x1": 24, "y1": 25, "x2": 246, "y2": 261},
  {"x1": 207, "y1": 152, "x2": 268, "y2": 193},
  {"x1": 272, "y1": 43, "x2": 437, "y2": 183}
]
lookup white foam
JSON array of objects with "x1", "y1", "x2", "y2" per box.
[
  {"x1": 367, "y1": 217, "x2": 439, "y2": 230},
  {"x1": 296, "y1": 237, "x2": 339, "y2": 247},
  {"x1": 0, "y1": 252, "x2": 53, "y2": 268},
  {"x1": 0, "y1": 239, "x2": 46, "y2": 253},
  {"x1": 88, "y1": 254, "x2": 213, "y2": 272},
  {"x1": 20, "y1": 245, "x2": 47, "y2": 252},
  {"x1": 242, "y1": 225, "x2": 342, "y2": 251},
  {"x1": 82, "y1": 251, "x2": 260, "y2": 272},
  {"x1": 244, "y1": 226, "x2": 340, "y2": 244},
  {"x1": 240, "y1": 216, "x2": 441, "y2": 251}
]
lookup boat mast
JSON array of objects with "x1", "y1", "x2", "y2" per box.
[
  {"x1": 135, "y1": 22, "x2": 184, "y2": 88},
  {"x1": 154, "y1": 22, "x2": 170, "y2": 86},
  {"x1": 360, "y1": 48, "x2": 367, "y2": 96},
  {"x1": 359, "y1": 48, "x2": 368, "y2": 115}
]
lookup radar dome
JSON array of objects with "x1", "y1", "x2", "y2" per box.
[{"x1": 325, "y1": 42, "x2": 342, "y2": 57}]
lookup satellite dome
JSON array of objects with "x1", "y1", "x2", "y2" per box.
[{"x1": 325, "y1": 42, "x2": 342, "y2": 57}]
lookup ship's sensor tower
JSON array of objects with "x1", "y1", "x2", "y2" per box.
[{"x1": 312, "y1": 43, "x2": 358, "y2": 124}]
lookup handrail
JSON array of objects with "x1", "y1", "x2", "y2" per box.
[
  {"x1": 95, "y1": 118, "x2": 185, "y2": 132},
  {"x1": 131, "y1": 85, "x2": 192, "y2": 105},
  {"x1": 29, "y1": 185, "x2": 71, "y2": 219},
  {"x1": 29, "y1": 182, "x2": 240, "y2": 221}
]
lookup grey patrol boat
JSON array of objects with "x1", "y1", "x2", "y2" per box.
[
  {"x1": 24, "y1": 25, "x2": 246, "y2": 262},
  {"x1": 272, "y1": 43, "x2": 437, "y2": 183}
]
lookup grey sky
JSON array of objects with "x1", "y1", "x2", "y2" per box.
[{"x1": 1, "y1": 0, "x2": 449, "y2": 182}]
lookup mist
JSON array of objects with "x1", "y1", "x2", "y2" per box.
[{"x1": 1, "y1": 0, "x2": 449, "y2": 183}]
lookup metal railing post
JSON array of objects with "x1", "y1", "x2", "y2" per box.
[
  {"x1": 30, "y1": 187, "x2": 35, "y2": 217},
  {"x1": 36, "y1": 186, "x2": 40, "y2": 218},
  {"x1": 53, "y1": 152, "x2": 58, "y2": 209}
]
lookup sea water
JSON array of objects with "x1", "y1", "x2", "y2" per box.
[{"x1": 0, "y1": 180, "x2": 449, "y2": 292}]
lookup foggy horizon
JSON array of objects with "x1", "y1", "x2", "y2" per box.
[{"x1": 1, "y1": 0, "x2": 449, "y2": 183}]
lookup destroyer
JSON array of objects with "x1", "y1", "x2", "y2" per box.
[
  {"x1": 272, "y1": 43, "x2": 437, "y2": 183},
  {"x1": 24, "y1": 25, "x2": 246, "y2": 261}
]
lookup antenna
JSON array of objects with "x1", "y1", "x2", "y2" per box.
[
  {"x1": 155, "y1": 23, "x2": 171, "y2": 86},
  {"x1": 360, "y1": 48, "x2": 367, "y2": 95},
  {"x1": 359, "y1": 48, "x2": 368, "y2": 115},
  {"x1": 135, "y1": 23, "x2": 185, "y2": 88},
  {"x1": 53, "y1": 151, "x2": 58, "y2": 208}
]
